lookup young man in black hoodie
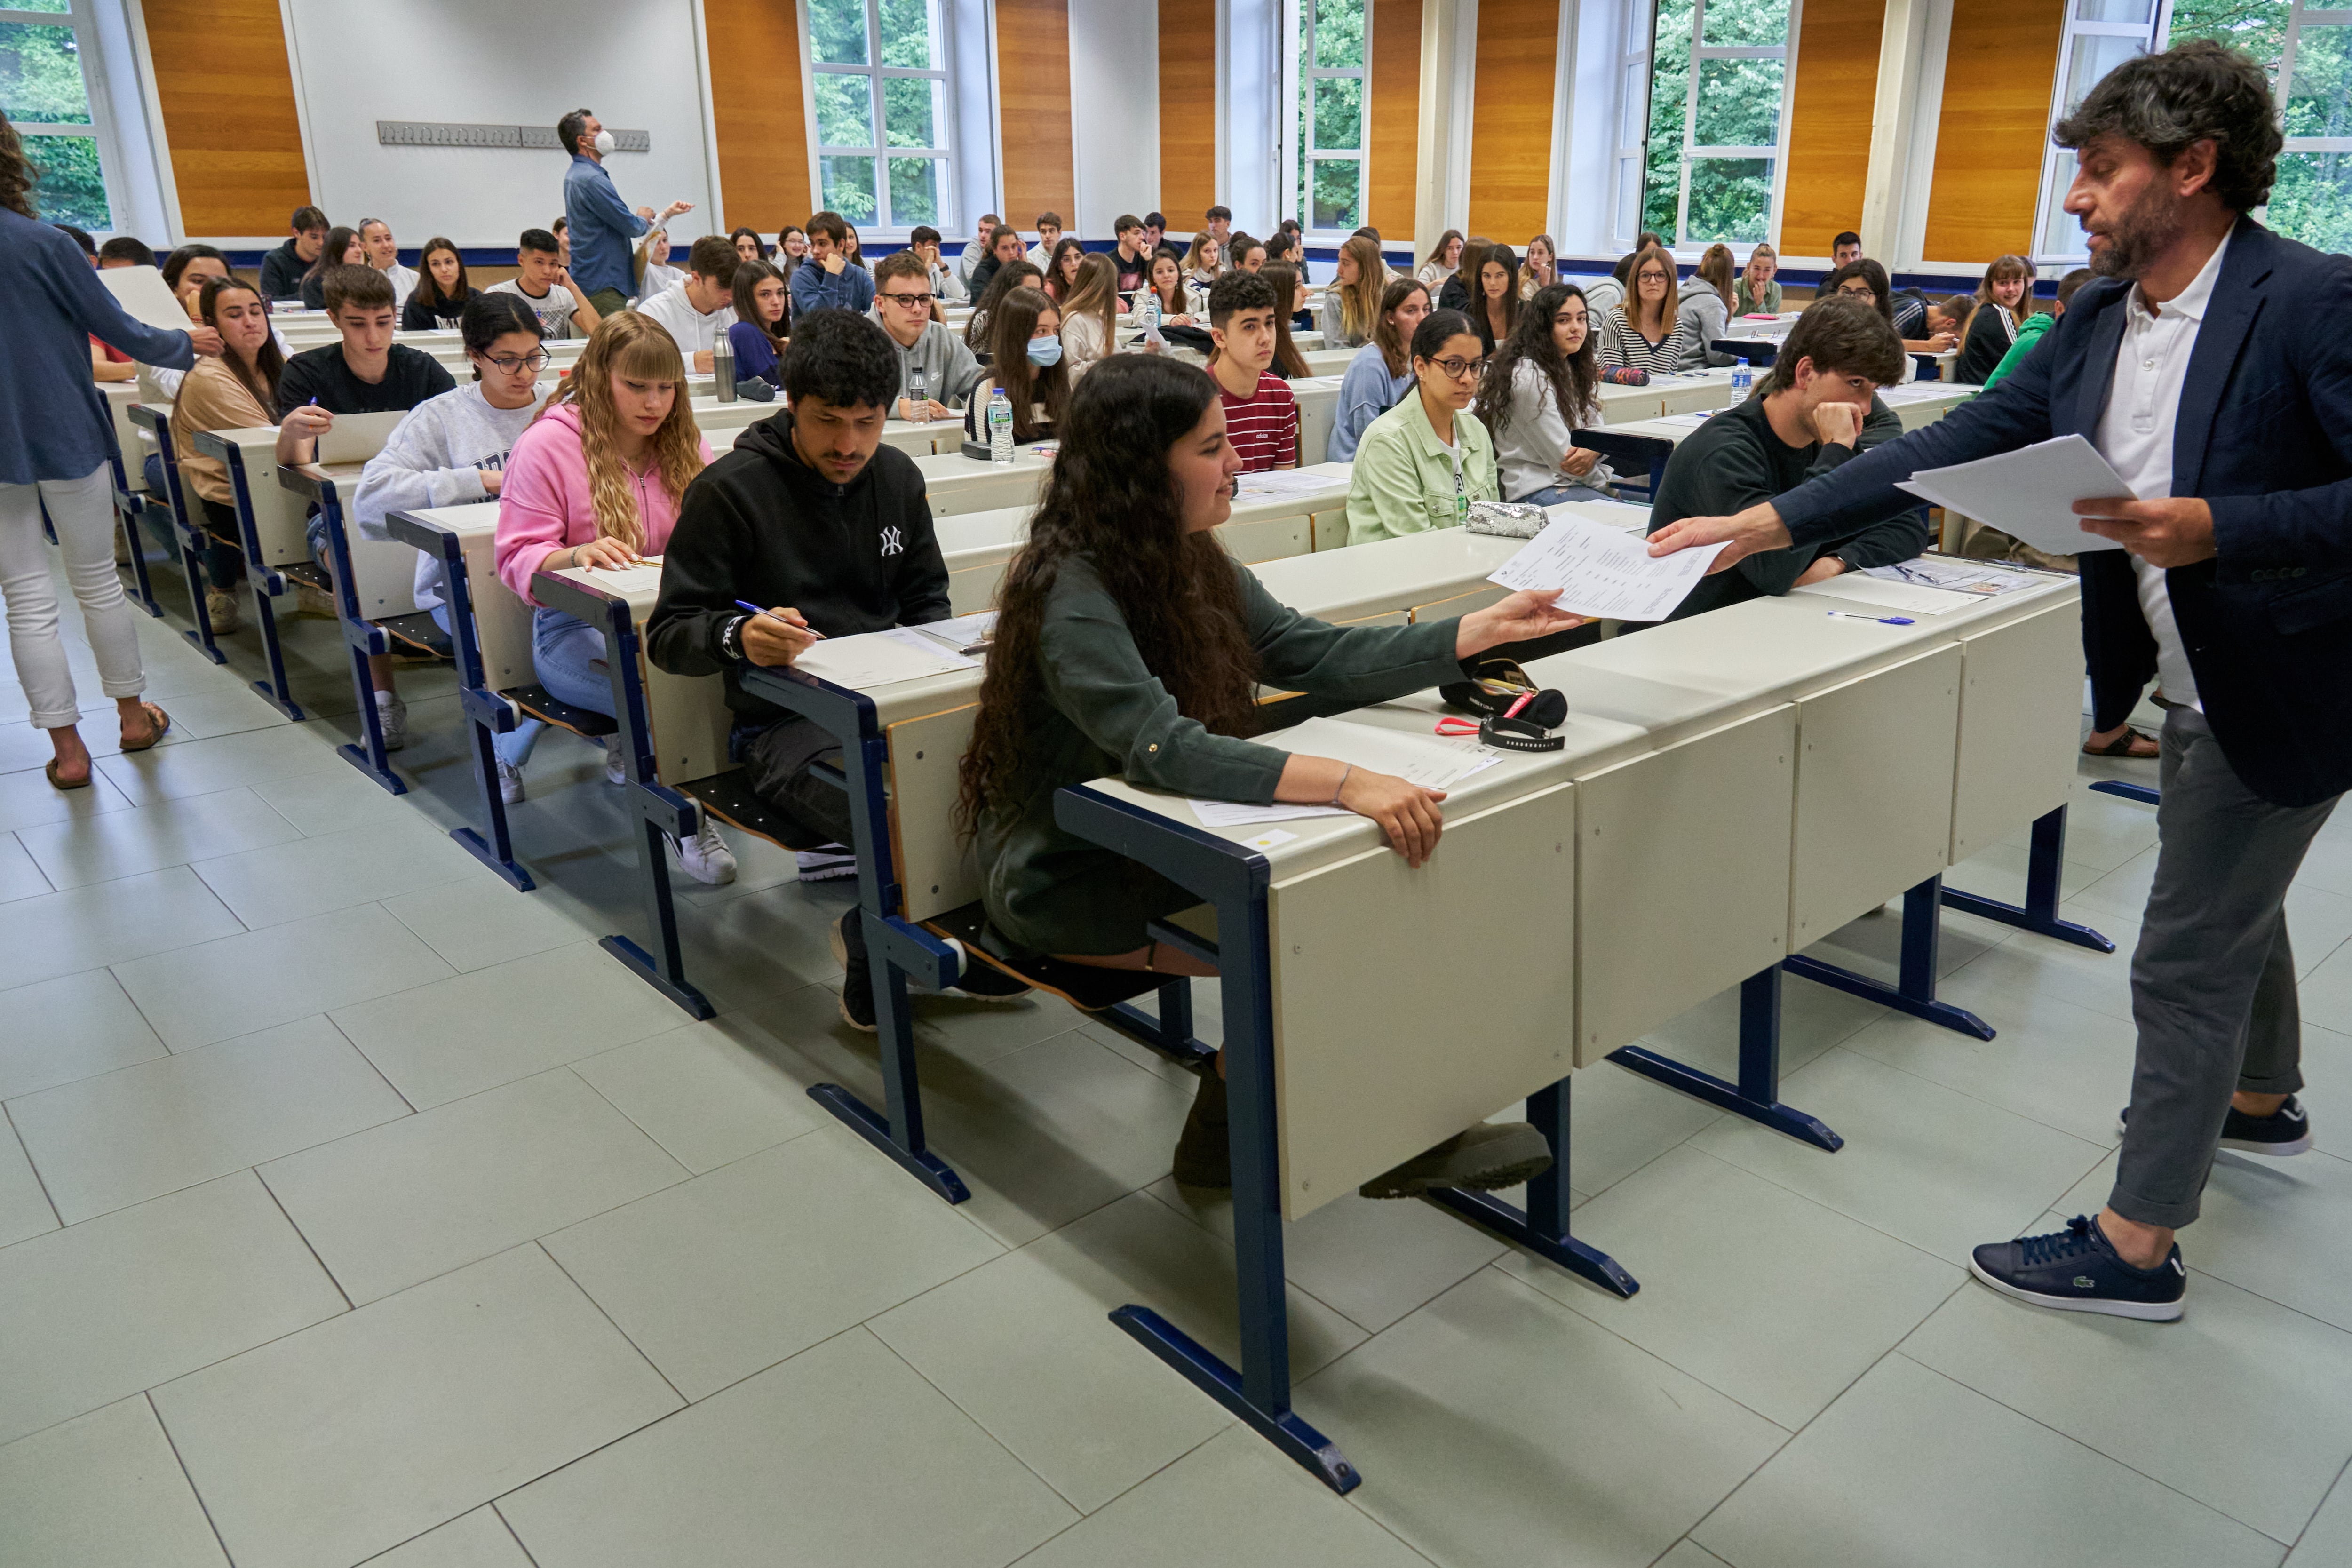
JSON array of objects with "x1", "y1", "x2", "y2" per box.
[
  {"x1": 259, "y1": 206, "x2": 329, "y2": 300},
  {"x1": 648, "y1": 308, "x2": 1024, "y2": 1027}
]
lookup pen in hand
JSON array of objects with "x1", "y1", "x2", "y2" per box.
[{"x1": 733, "y1": 600, "x2": 826, "y2": 640}]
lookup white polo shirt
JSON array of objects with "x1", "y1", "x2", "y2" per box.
[{"x1": 632, "y1": 279, "x2": 737, "y2": 357}]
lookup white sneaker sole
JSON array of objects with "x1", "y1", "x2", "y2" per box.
[
  {"x1": 1967, "y1": 1259, "x2": 2184, "y2": 1321},
  {"x1": 2116, "y1": 1114, "x2": 2312, "y2": 1156}
]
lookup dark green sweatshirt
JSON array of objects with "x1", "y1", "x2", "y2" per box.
[
  {"x1": 977, "y1": 553, "x2": 1464, "y2": 957},
  {"x1": 1645, "y1": 392, "x2": 1926, "y2": 620}
]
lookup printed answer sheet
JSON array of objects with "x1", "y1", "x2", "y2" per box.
[
  {"x1": 1893, "y1": 434, "x2": 2129, "y2": 555},
  {"x1": 1488, "y1": 513, "x2": 1729, "y2": 621},
  {"x1": 578, "y1": 557, "x2": 666, "y2": 596},
  {"x1": 1187, "y1": 716, "x2": 1502, "y2": 828},
  {"x1": 791, "y1": 626, "x2": 978, "y2": 689}
]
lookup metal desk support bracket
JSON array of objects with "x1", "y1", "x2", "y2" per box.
[
  {"x1": 1781, "y1": 876, "x2": 1995, "y2": 1041},
  {"x1": 2090, "y1": 780, "x2": 2161, "y2": 807},
  {"x1": 192, "y1": 433, "x2": 307, "y2": 721},
  {"x1": 105, "y1": 454, "x2": 165, "y2": 620},
  {"x1": 1939, "y1": 804, "x2": 2115, "y2": 953},
  {"x1": 127, "y1": 406, "x2": 228, "y2": 664},
  {"x1": 277, "y1": 466, "x2": 404, "y2": 795},
  {"x1": 1610, "y1": 966, "x2": 1845, "y2": 1151}
]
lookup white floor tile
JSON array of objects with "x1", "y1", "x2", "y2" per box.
[
  {"x1": 112, "y1": 903, "x2": 456, "y2": 1052},
  {"x1": 13, "y1": 786, "x2": 300, "y2": 891},
  {"x1": 0, "y1": 1396, "x2": 228, "y2": 1568},
  {"x1": 8, "y1": 1015, "x2": 412, "y2": 1224},
  {"x1": 1839, "y1": 981, "x2": 2139, "y2": 1147},
  {"x1": 0, "y1": 968, "x2": 167, "y2": 1101},
  {"x1": 152, "y1": 1246, "x2": 681, "y2": 1568},
  {"x1": 1695, "y1": 1355, "x2": 2284, "y2": 1568},
  {"x1": 1652, "y1": 1544, "x2": 1734, "y2": 1568},
  {"x1": 248, "y1": 764, "x2": 417, "y2": 836},
  {"x1": 261, "y1": 1067, "x2": 687, "y2": 1305},
  {"x1": 360, "y1": 1507, "x2": 535, "y2": 1568},
  {"x1": 0, "y1": 1172, "x2": 346, "y2": 1447},
  {"x1": 190, "y1": 818, "x2": 488, "y2": 930},
  {"x1": 1559, "y1": 1058, "x2": 1726, "y2": 1197},
  {"x1": 333, "y1": 941, "x2": 700, "y2": 1110},
  {"x1": 0, "y1": 832, "x2": 50, "y2": 904},
  {"x1": 0, "y1": 759, "x2": 136, "y2": 836},
  {"x1": 568, "y1": 1017, "x2": 829, "y2": 1173},
  {"x1": 95, "y1": 724, "x2": 343, "y2": 806},
  {"x1": 0, "y1": 865, "x2": 242, "y2": 995},
  {"x1": 380, "y1": 876, "x2": 590, "y2": 973},
  {"x1": 873, "y1": 1190, "x2": 1366, "y2": 1512},
  {"x1": 1636, "y1": 969, "x2": 1890, "y2": 1088},
  {"x1": 2288, "y1": 1463, "x2": 2352, "y2": 1565},
  {"x1": 0, "y1": 1121, "x2": 56, "y2": 1247},
  {"x1": 499, "y1": 1327, "x2": 1076, "y2": 1568}
]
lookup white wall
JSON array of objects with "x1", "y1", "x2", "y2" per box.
[
  {"x1": 280, "y1": 0, "x2": 717, "y2": 251},
  {"x1": 1067, "y1": 0, "x2": 1159, "y2": 237}
]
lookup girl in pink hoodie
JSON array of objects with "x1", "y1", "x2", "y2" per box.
[{"x1": 493, "y1": 312, "x2": 736, "y2": 882}]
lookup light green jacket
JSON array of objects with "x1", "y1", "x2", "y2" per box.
[{"x1": 1344, "y1": 391, "x2": 1500, "y2": 546}]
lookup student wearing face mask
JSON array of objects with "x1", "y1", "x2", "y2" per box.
[
  {"x1": 557, "y1": 106, "x2": 694, "y2": 319},
  {"x1": 964, "y1": 288, "x2": 1071, "y2": 445}
]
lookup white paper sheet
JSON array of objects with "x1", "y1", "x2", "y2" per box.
[
  {"x1": 1261, "y1": 716, "x2": 1500, "y2": 789},
  {"x1": 1864, "y1": 557, "x2": 2044, "y2": 596},
  {"x1": 1653, "y1": 412, "x2": 1716, "y2": 430},
  {"x1": 790, "y1": 626, "x2": 978, "y2": 689},
  {"x1": 577, "y1": 561, "x2": 667, "y2": 596},
  {"x1": 1893, "y1": 434, "x2": 2129, "y2": 555},
  {"x1": 1488, "y1": 513, "x2": 1729, "y2": 621},
  {"x1": 1548, "y1": 497, "x2": 1655, "y2": 533},
  {"x1": 1192, "y1": 799, "x2": 1352, "y2": 827},
  {"x1": 97, "y1": 265, "x2": 191, "y2": 333},
  {"x1": 1234, "y1": 469, "x2": 1346, "y2": 501},
  {"x1": 1791, "y1": 574, "x2": 1979, "y2": 615},
  {"x1": 906, "y1": 610, "x2": 999, "y2": 653}
]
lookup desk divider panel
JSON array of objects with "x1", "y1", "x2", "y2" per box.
[
  {"x1": 947, "y1": 560, "x2": 1008, "y2": 616},
  {"x1": 1311, "y1": 507, "x2": 1350, "y2": 552},
  {"x1": 1411, "y1": 583, "x2": 1511, "y2": 622},
  {"x1": 1949, "y1": 599, "x2": 2085, "y2": 863},
  {"x1": 1789, "y1": 644, "x2": 1963, "y2": 943},
  {"x1": 467, "y1": 536, "x2": 539, "y2": 692},
  {"x1": 222, "y1": 432, "x2": 311, "y2": 565},
  {"x1": 927, "y1": 471, "x2": 1049, "y2": 517},
  {"x1": 1269, "y1": 781, "x2": 1577, "y2": 1220},
  {"x1": 644, "y1": 658, "x2": 734, "y2": 785},
  {"x1": 1574, "y1": 705, "x2": 1797, "y2": 1066},
  {"x1": 889, "y1": 705, "x2": 984, "y2": 923}
]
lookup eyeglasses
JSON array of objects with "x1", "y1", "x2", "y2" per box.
[
  {"x1": 1637, "y1": 271, "x2": 1670, "y2": 284},
  {"x1": 482, "y1": 351, "x2": 553, "y2": 374},
  {"x1": 1427, "y1": 356, "x2": 1487, "y2": 381},
  {"x1": 879, "y1": 292, "x2": 935, "y2": 308}
]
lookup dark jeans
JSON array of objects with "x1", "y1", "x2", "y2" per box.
[
  {"x1": 739, "y1": 714, "x2": 863, "y2": 959},
  {"x1": 194, "y1": 496, "x2": 246, "y2": 594}
]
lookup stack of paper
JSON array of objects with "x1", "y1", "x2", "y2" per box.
[
  {"x1": 1235, "y1": 470, "x2": 1344, "y2": 501},
  {"x1": 1893, "y1": 435, "x2": 2129, "y2": 555},
  {"x1": 1488, "y1": 513, "x2": 1727, "y2": 621},
  {"x1": 792, "y1": 627, "x2": 978, "y2": 689},
  {"x1": 1864, "y1": 557, "x2": 2044, "y2": 596},
  {"x1": 906, "y1": 611, "x2": 998, "y2": 654},
  {"x1": 1187, "y1": 716, "x2": 1503, "y2": 828},
  {"x1": 578, "y1": 556, "x2": 666, "y2": 597}
]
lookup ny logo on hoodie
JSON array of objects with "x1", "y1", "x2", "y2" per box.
[{"x1": 880, "y1": 525, "x2": 904, "y2": 557}]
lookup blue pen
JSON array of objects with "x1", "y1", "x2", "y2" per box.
[
  {"x1": 1826, "y1": 610, "x2": 1915, "y2": 626},
  {"x1": 733, "y1": 599, "x2": 825, "y2": 639}
]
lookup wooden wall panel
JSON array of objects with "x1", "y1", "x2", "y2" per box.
[
  {"x1": 1368, "y1": 0, "x2": 1422, "y2": 241},
  {"x1": 997, "y1": 0, "x2": 1077, "y2": 229},
  {"x1": 1466, "y1": 0, "x2": 1559, "y2": 242},
  {"x1": 706, "y1": 0, "x2": 813, "y2": 230},
  {"x1": 143, "y1": 0, "x2": 310, "y2": 237},
  {"x1": 1160, "y1": 0, "x2": 1218, "y2": 227},
  {"x1": 1923, "y1": 0, "x2": 2065, "y2": 263},
  {"x1": 1779, "y1": 0, "x2": 1883, "y2": 255}
]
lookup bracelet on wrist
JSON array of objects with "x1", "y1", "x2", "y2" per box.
[{"x1": 1329, "y1": 764, "x2": 1352, "y2": 809}]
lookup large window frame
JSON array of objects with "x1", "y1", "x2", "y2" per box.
[
  {"x1": 1282, "y1": 0, "x2": 1370, "y2": 239},
  {"x1": 801, "y1": 0, "x2": 958, "y2": 239},
  {"x1": 1613, "y1": 0, "x2": 1655, "y2": 249},
  {"x1": 0, "y1": 0, "x2": 130, "y2": 234},
  {"x1": 1641, "y1": 0, "x2": 1801, "y2": 253},
  {"x1": 2032, "y1": 0, "x2": 2166, "y2": 262}
]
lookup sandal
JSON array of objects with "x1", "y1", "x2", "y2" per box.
[
  {"x1": 119, "y1": 702, "x2": 171, "y2": 753},
  {"x1": 2083, "y1": 726, "x2": 2158, "y2": 759},
  {"x1": 44, "y1": 758, "x2": 92, "y2": 792}
]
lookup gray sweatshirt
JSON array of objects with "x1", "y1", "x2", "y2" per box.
[
  {"x1": 353, "y1": 380, "x2": 543, "y2": 610},
  {"x1": 1493, "y1": 358, "x2": 1614, "y2": 503},
  {"x1": 869, "y1": 314, "x2": 986, "y2": 409}
]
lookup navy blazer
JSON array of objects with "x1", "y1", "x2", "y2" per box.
[{"x1": 1772, "y1": 217, "x2": 2352, "y2": 807}]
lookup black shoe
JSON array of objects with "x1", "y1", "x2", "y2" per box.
[
  {"x1": 1968, "y1": 1214, "x2": 2185, "y2": 1321},
  {"x1": 1359, "y1": 1122, "x2": 1554, "y2": 1200},
  {"x1": 1171, "y1": 1068, "x2": 1230, "y2": 1188},
  {"x1": 830, "y1": 911, "x2": 876, "y2": 1033},
  {"x1": 2118, "y1": 1096, "x2": 2311, "y2": 1157},
  {"x1": 936, "y1": 936, "x2": 1033, "y2": 1002}
]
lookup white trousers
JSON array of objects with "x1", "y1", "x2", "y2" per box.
[{"x1": 0, "y1": 465, "x2": 145, "y2": 729}]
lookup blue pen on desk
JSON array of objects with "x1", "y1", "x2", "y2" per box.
[
  {"x1": 1826, "y1": 610, "x2": 1915, "y2": 626},
  {"x1": 733, "y1": 599, "x2": 826, "y2": 640}
]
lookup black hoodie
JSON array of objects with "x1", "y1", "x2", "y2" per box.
[{"x1": 648, "y1": 410, "x2": 952, "y2": 726}]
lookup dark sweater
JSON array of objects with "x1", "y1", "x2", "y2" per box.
[
  {"x1": 647, "y1": 412, "x2": 952, "y2": 725},
  {"x1": 259, "y1": 239, "x2": 310, "y2": 301},
  {"x1": 1646, "y1": 392, "x2": 1926, "y2": 620},
  {"x1": 275, "y1": 343, "x2": 453, "y2": 417},
  {"x1": 1954, "y1": 306, "x2": 2018, "y2": 385}
]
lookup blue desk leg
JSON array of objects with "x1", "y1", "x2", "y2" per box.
[
  {"x1": 1781, "y1": 876, "x2": 1995, "y2": 1040},
  {"x1": 312, "y1": 493, "x2": 405, "y2": 795},
  {"x1": 109, "y1": 462, "x2": 163, "y2": 619},
  {"x1": 1940, "y1": 804, "x2": 2115, "y2": 952},
  {"x1": 1422, "y1": 1077, "x2": 1641, "y2": 1297},
  {"x1": 214, "y1": 446, "x2": 306, "y2": 721},
  {"x1": 2090, "y1": 780, "x2": 2161, "y2": 806},
  {"x1": 166, "y1": 497, "x2": 228, "y2": 665},
  {"x1": 428, "y1": 537, "x2": 531, "y2": 891},
  {"x1": 1609, "y1": 967, "x2": 1844, "y2": 1150}
]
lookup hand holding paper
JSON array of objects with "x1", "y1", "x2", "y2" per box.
[
  {"x1": 1492, "y1": 514, "x2": 1729, "y2": 621},
  {"x1": 1891, "y1": 434, "x2": 2134, "y2": 557},
  {"x1": 2072, "y1": 493, "x2": 2217, "y2": 567}
]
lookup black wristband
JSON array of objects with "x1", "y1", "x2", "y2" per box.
[{"x1": 720, "y1": 614, "x2": 747, "y2": 661}]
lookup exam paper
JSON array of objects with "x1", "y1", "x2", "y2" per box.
[
  {"x1": 908, "y1": 610, "x2": 998, "y2": 653},
  {"x1": 1791, "y1": 574, "x2": 1978, "y2": 615},
  {"x1": 1488, "y1": 514, "x2": 1729, "y2": 621},
  {"x1": 791, "y1": 626, "x2": 978, "y2": 689},
  {"x1": 579, "y1": 557, "x2": 666, "y2": 597},
  {"x1": 1865, "y1": 557, "x2": 2043, "y2": 596},
  {"x1": 1262, "y1": 717, "x2": 1499, "y2": 790},
  {"x1": 97, "y1": 265, "x2": 191, "y2": 333},
  {"x1": 1893, "y1": 435, "x2": 2128, "y2": 555},
  {"x1": 1234, "y1": 469, "x2": 1344, "y2": 501},
  {"x1": 1192, "y1": 800, "x2": 1351, "y2": 827}
]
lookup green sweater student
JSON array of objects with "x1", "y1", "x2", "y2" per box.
[
  {"x1": 1645, "y1": 294, "x2": 1927, "y2": 621},
  {"x1": 1345, "y1": 310, "x2": 1500, "y2": 545}
]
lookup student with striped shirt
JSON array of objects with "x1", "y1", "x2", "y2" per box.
[
  {"x1": 1597, "y1": 243, "x2": 1690, "y2": 374},
  {"x1": 1203, "y1": 270, "x2": 1299, "y2": 473}
]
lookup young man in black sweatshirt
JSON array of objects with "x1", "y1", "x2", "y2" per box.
[
  {"x1": 1646, "y1": 292, "x2": 1927, "y2": 621},
  {"x1": 648, "y1": 308, "x2": 1024, "y2": 1027}
]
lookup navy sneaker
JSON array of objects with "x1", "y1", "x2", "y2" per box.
[
  {"x1": 830, "y1": 912, "x2": 877, "y2": 1033},
  {"x1": 1969, "y1": 1215, "x2": 2185, "y2": 1321},
  {"x1": 2118, "y1": 1096, "x2": 2312, "y2": 1157}
]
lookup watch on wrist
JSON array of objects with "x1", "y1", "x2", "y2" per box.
[{"x1": 721, "y1": 615, "x2": 747, "y2": 661}]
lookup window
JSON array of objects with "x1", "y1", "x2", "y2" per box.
[
  {"x1": 2033, "y1": 0, "x2": 2165, "y2": 259},
  {"x1": 1614, "y1": 0, "x2": 1654, "y2": 247},
  {"x1": 1287, "y1": 0, "x2": 1367, "y2": 234},
  {"x1": 806, "y1": 0, "x2": 953, "y2": 231},
  {"x1": 2169, "y1": 0, "x2": 2352, "y2": 255},
  {"x1": 0, "y1": 0, "x2": 118, "y2": 231},
  {"x1": 1642, "y1": 0, "x2": 1792, "y2": 247}
]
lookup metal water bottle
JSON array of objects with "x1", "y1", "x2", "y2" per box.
[{"x1": 713, "y1": 334, "x2": 737, "y2": 402}]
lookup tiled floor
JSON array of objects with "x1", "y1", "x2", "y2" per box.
[{"x1": 5, "y1": 559, "x2": 2351, "y2": 1568}]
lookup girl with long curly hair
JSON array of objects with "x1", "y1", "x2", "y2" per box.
[
  {"x1": 1474, "y1": 281, "x2": 1612, "y2": 503},
  {"x1": 957, "y1": 352, "x2": 1583, "y2": 1194},
  {"x1": 493, "y1": 311, "x2": 735, "y2": 882}
]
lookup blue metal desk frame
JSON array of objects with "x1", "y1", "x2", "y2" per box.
[
  {"x1": 122, "y1": 407, "x2": 231, "y2": 663},
  {"x1": 103, "y1": 451, "x2": 165, "y2": 621},
  {"x1": 186, "y1": 432, "x2": 309, "y2": 721},
  {"x1": 276, "y1": 464, "x2": 405, "y2": 794}
]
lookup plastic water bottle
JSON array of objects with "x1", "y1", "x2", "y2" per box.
[
  {"x1": 1140, "y1": 289, "x2": 1160, "y2": 336},
  {"x1": 909, "y1": 366, "x2": 930, "y2": 424},
  {"x1": 988, "y1": 389, "x2": 1014, "y2": 465},
  {"x1": 1731, "y1": 358, "x2": 1752, "y2": 396}
]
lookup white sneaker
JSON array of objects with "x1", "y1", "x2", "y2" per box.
[
  {"x1": 673, "y1": 809, "x2": 737, "y2": 885},
  {"x1": 795, "y1": 844, "x2": 859, "y2": 882},
  {"x1": 495, "y1": 759, "x2": 524, "y2": 805},
  {"x1": 604, "y1": 744, "x2": 628, "y2": 786},
  {"x1": 374, "y1": 691, "x2": 407, "y2": 751}
]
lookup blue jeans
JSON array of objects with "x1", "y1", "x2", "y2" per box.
[
  {"x1": 492, "y1": 606, "x2": 605, "y2": 769},
  {"x1": 426, "y1": 603, "x2": 550, "y2": 770}
]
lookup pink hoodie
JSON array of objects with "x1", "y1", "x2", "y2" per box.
[{"x1": 493, "y1": 399, "x2": 715, "y2": 605}]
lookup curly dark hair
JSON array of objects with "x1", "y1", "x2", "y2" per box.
[
  {"x1": 1474, "y1": 282, "x2": 1599, "y2": 441},
  {"x1": 1, "y1": 111, "x2": 38, "y2": 219},
  {"x1": 2054, "y1": 39, "x2": 2283, "y2": 212},
  {"x1": 956, "y1": 355, "x2": 1259, "y2": 838}
]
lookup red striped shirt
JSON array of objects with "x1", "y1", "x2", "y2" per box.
[{"x1": 1218, "y1": 372, "x2": 1300, "y2": 473}]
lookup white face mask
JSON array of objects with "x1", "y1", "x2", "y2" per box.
[{"x1": 592, "y1": 129, "x2": 616, "y2": 155}]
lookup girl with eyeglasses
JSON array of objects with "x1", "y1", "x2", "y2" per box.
[
  {"x1": 1597, "y1": 242, "x2": 1690, "y2": 375},
  {"x1": 1345, "y1": 308, "x2": 1501, "y2": 544}
]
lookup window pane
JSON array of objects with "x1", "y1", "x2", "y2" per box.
[
  {"x1": 1312, "y1": 75, "x2": 1362, "y2": 151},
  {"x1": 887, "y1": 156, "x2": 944, "y2": 226},
  {"x1": 2269, "y1": 148, "x2": 2352, "y2": 254},
  {"x1": 2166, "y1": 0, "x2": 2290, "y2": 75},
  {"x1": 27, "y1": 132, "x2": 108, "y2": 228},
  {"x1": 1625, "y1": 0, "x2": 1653, "y2": 54},
  {"x1": 1685, "y1": 157, "x2": 1773, "y2": 243},
  {"x1": 1692, "y1": 55, "x2": 1781, "y2": 146},
  {"x1": 2287, "y1": 24, "x2": 2352, "y2": 140},
  {"x1": 1311, "y1": 0, "x2": 1365, "y2": 68},
  {"x1": 1620, "y1": 60, "x2": 1648, "y2": 145},
  {"x1": 1643, "y1": 0, "x2": 1692, "y2": 237},
  {"x1": 878, "y1": 0, "x2": 941, "y2": 69},
  {"x1": 820, "y1": 155, "x2": 877, "y2": 221},
  {"x1": 809, "y1": 0, "x2": 869, "y2": 65},
  {"x1": 2061, "y1": 31, "x2": 2145, "y2": 118},
  {"x1": 1310, "y1": 159, "x2": 1362, "y2": 230},
  {"x1": 1616, "y1": 154, "x2": 1643, "y2": 241},
  {"x1": 2075, "y1": 0, "x2": 2152, "y2": 20},
  {"x1": 0, "y1": 19, "x2": 94, "y2": 124},
  {"x1": 814, "y1": 71, "x2": 874, "y2": 148},
  {"x1": 884, "y1": 75, "x2": 943, "y2": 148},
  {"x1": 1700, "y1": 0, "x2": 1787, "y2": 49},
  {"x1": 2041, "y1": 153, "x2": 2089, "y2": 254}
]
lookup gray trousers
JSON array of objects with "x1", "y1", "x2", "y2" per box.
[{"x1": 2111, "y1": 705, "x2": 2338, "y2": 1228}]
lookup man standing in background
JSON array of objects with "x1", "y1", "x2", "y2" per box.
[{"x1": 557, "y1": 108, "x2": 691, "y2": 320}]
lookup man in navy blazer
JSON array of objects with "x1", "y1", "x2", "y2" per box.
[{"x1": 1652, "y1": 42, "x2": 2351, "y2": 1321}]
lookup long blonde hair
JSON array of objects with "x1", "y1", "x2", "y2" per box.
[
  {"x1": 1334, "y1": 234, "x2": 1385, "y2": 341},
  {"x1": 1060, "y1": 252, "x2": 1121, "y2": 346},
  {"x1": 540, "y1": 313, "x2": 704, "y2": 552}
]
